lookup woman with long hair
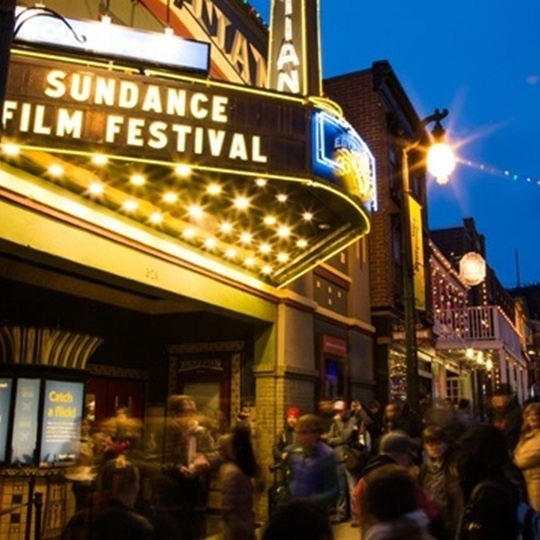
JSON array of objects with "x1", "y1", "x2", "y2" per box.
[{"x1": 219, "y1": 424, "x2": 260, "y2": 540}]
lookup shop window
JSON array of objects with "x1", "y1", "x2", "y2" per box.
[{"x1": 324, "y1": 359, "x2": 344, "y2": 399}]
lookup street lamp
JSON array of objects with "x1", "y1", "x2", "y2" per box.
[{"x1": 401, "y1": 108, "x2": 454, "y2": 421}]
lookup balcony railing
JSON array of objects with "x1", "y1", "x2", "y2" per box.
[{"x1": 434, "y1": 305, "x2": 524, "y2": 362}]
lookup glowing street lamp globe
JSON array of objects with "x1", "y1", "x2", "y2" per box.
[{"x1": 427, "y1": 141, "x2": 456, "y2": 185}]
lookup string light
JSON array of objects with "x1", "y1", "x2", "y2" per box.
[{"x1": 458, "y1": 157, "x2": 540, "y2": 187}]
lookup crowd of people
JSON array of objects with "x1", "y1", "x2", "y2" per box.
[{"x1": 62, "y1": 388, "x2": 540, "y2": 540}]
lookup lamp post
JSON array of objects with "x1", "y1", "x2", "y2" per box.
[{"x1": 401, "y1": 108, "x2": 455, "y2": 421}]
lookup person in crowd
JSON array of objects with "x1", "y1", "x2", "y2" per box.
[
  {"x1": 454, "y1": 424, "x2": 522, "y2": 539},
  {"x1": 455, "y1": 398, "x2": 477, "y2": 430},
  {"x1": 514, "y1": 401, "x2": 540, "y2": 512},
  {"x1": 418, "y1": 425, "x2": 463, "y2": 540},
  {"x1": 327, "y1": 399, "x2": 369, "y2": 525},
  {"x1": 261, "y1": 499, "x2": 334, "y2": 540},
  {"x1": 489, "y1": 384, "x2": 523, "y2": 452},
  {"x1": 152, "y1": 394, "x2": 218, "y2": 540},
  {"x1": 380, "y1": 401, "x2": 418, "y2": 442},
  {"x1": 424, "y1": 399, "x2": 464, "y2": 443},
  {"x1": 365, "y1": 399, "x2": 383, "y2": 441},
  {"x1": 285, "y1": 413, "x2": 339, "y2": 510},
  {"x1": 353, "y1": 431, "x2": 439, "y2": 537},
  {"x1": 91, "y1": 456, "x2": 155, "y2": 540},
  {"x1": 272, "y1": 406, "x2": 300, "y2": 464},
  {"x1": 361, "y1": 463, "x2": 435, "y2": 540},
  {"x1": 219, "y1": 424, "x2": 260, "y2": 540}
]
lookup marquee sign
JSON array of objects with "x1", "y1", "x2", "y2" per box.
[{"x1": 1, "y1": 46, "x2": 374, "y2": 287}]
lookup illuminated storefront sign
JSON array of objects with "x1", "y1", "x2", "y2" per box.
[
  {"x1": 14, "y1": 7, "x2": 210, "y2": 75},
  {"x1": 312, "y1": 111, "x2": 377, "y2": 211},
  {"x1": 40, "y1": 380, "x2": 84, "y2": 465}
]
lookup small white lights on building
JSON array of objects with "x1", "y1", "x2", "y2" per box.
[
  {"x1": 244, "y1": 257, "x2": 256, "y2": 267},
  {"x1": 219, "y1": 222, "x2": 234, "y2": 234},
  {"x1": 91, "y1": 153, "x2": 108, "y2": 166},
  {"x1": 263, "y1": 216, "x2": 277, "y2": 226},
  {"x1": 225, "y1": 248, "x2": 237, "y2": 259},
  {"x1": 276, "y1": 193, "x2": 288, "y2": 203},
  {"x1": 466, "y1": 348, "x2": 474, "y2": 359},
  {"x1": 149, "y1": 212, "x2": 163, "y2": 224},
  {"x1": 277, "y1": 252, "x2": 289, "y2": 263},
  {"x1": 261, "y1": 265, "x2": 273, "y2": 275},
  {"x1": 162, "y1": 192, "x2": 178, "y2": 204},
  {"x1": 302, "y1": 211, "x2": 314, "y2": 221},
  {"x1": 122, "y1": 200, "x2": 138, "y2": 212},
  {"x1": 233, "y1": 196, "x2": 250, "y2": 210},
  {"x1": 182, "y1": 228, "x2": 196, "y2": 239},
  {"x1": 204, "y1": 238, "x2": 217, "y2": 250},
  {"x1": 207, "y1": 183, "x2": 222, "y2": 195},
  {"x1": 1, "y1": 143, "x2": 20, "y2": 156},
  {"x1": 254, "y1": 177, "x2": 267, "y2": 187},
  {"x1": 259, "y1": 243, "x2": 272, "y2": 255},
  {"x1": 240, "y1": 232, "x2": 253, "y2": 244},
  {"x1": 277, "y1": 225, "x2": 291, "y2": 238},
  {"x1": 296, "y1": 239, "x2": 308, "y2": 248},
  {"x1": 174, "y1": 164, "x2": 191, "y2": 177},
  {"x1": 88, "y1": 182, "x2": 104, "y2": 196},
  {"x1": 187, "y1": 204, "x2": 204, "y2": 219},
  {"x1": 48, "y1": 164, "x2": 64, "y2": 177},
  {"x1": 130, "y1": 174, "x2": 146, "y2": 186}
]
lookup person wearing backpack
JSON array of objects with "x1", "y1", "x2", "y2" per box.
[{"x1": 454, "y1": 424, "x2": 529, "y2": 539}]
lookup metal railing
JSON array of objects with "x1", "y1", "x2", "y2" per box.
[{"x1": 435, "y1": 305, "x2": 523, "y2": 360}]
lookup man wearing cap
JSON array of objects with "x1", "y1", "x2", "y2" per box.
[
  {"x1": 352, "y1": 430, "x2": 438, "y2": 536},
  {"x1": 273, "y1": 406, "x2": 301, "y2": 464}
]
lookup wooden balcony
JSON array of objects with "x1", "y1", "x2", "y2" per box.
[{"x1": 434, "y1": 305, "x2": 525, "y2": 364}]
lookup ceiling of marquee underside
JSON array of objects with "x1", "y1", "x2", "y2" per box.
[{"x1": 0, "y1": 146, "x2": 369, "y2": 287}]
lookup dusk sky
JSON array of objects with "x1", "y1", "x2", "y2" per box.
[{"x1": 248, "y1": 0, "x2": 540, "y2": 288}]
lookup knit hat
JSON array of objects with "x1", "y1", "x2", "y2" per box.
[
  {"x1": 286, "y1": 407, "x2": 301, "y2": 419},
  {"x1": 379, "y1": 431, "x2": 417, "y2": 457}
]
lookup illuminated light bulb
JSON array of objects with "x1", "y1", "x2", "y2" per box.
[
  {"x1": 2, "y1": 143, "x2": 20, "y2": 156},
  {"x1": 174, "y1": 163, "x2": 191, "y2": 177},
  {"x1": 88, "y1": 182, "x2": 104, "y2": 196},
  {"x1": 187, "y1": 204, "x2": 203, "y2": 219},
  {"x1": 164, "y1": 26, "x2": 174, "y2": 36},
  {"x1": 261, "y1": 265, "x2": 273, "y2": 275},
  {"x1": 234, "y1": 196, "x2": 250, "y2": 210},
  {"x1": 276, "y1": 193, "x2": 288, "y2": 203},
  {"x1": 277, "y1": 252, "x2": 289, "y2": 263},
  {"x1": 259, "y1": 243, "x2": 272, "y2": 254},
  {"x1": 427, "y1": 142, "x2": 456, "y2": 185},
  {"x1": 182, "y1": 228, "x2": 195, "y2": 239},
  {"x1": 204, "y1": 238, "x2": 216, "y2": 249},
  {"x1": 254, "y1": 178, "x2": 267, "y2": 187},
  {"x1": 263, "y1": 215, "x2": 277, "y2": 226},
  {"x1": 207, "y1": 183, "x2": 222, "y2": 195},
  {"x1": 130, "y1": 174, "x2": 146, "y2": 186},
  {"x1": 122, "y1": 200, "x2": 138, "y2": 212},
  {"x1": 48, "y1": 164, "x2": 64, "y2": 176},
  {"x1": 486, "y1": 359, "x2": 494, "y2": 370},
  {"x1": 101, "y1": 14, "x2": 112, "y2": 23},
  {"x1": 240, "y1": 232, "x2": 253, "y2": 244},
  {"x1": 219, "y1": 222, "x2": 233, "y2": 234},
  {"x1": 163, "y1": 192, "x2": 178, "y2": 204},
  {"x1": 277, "y1": 225, "x2": 290, "y2": 238},
  {"x1": 149, "y1": 212, "x2": 163, "y2": 224},
  {"x1": 466, "y1": 348, "x2": 474, "y2": 359},
  {"x1": 244, "y1": 257, "x2": 256, "y2": 267},
  {"x1": 91, "y1": 153, "x2": 108, "y2": 166},
  {"x1": 302, "y1": 211, "x2": 313, "y2": 221},
  {"x1": 296, "y1": 239, "x2": 308, "y2": 248},
  {"x1": 225, "y1": 248, "x2": 237, "y2": 259}
]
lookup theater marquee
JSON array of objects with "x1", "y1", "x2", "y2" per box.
[{"x1": 1, "y1": 42, "x2": 374, "y2": 287}]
